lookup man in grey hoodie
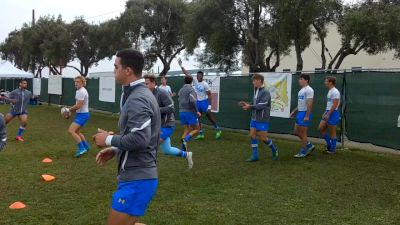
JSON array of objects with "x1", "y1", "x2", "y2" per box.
[
  {"x1": 3, "y1": 79, "x2": 32, "y2": 142},
  {"x1": 93, "y1": 49, "x2": 161, "y2": 225}
]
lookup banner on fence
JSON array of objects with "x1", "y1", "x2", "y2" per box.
[
  {"x1": 202, "y1": 76, "x2": 220, "y2": 113},
  {"x1": 99, "y1": 77, "x2": 115, "y2": 103},
  {"x1": 260, "y1": 73, "x2": 292, "y2": 118},
  {"x1": 48, "y1": 75, "x2": 62, "y2": 95},
  {"x1": 33, "y1": 78, "x2": 41, "y2": 96}
]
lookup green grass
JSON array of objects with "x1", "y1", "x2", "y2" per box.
[{"x1": 0, "y1": 105, "x2": 399, "y2": 225}]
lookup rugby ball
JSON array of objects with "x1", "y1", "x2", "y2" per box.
[{"x1": 61, "y1": 107, "x2": 71, "y2": 119}]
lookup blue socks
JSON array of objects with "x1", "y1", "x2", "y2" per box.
[
  {"x1": 77, "y1": 142, "x2": 85, "y2": 151},
  {"x1": 331, "y1": 138, "x2": 337, "y2": 151},
  {"x1": 265, "y1": 139, "x2": 277, "y2": 153},
  {"x1": 82, "y1": 141, "x2": 89, "y2": 150},
  {"x1": 17, "y1": 127, "x2": 25, "y2": 137},
  {"x1": 160, "y1": 138, "x2": 185, "y2": 157},
  {"x1": 184, "y1": 134, "x2": 192, "y2": 142},
  {"x1": 323, "y1": 134, "x2": 331, "y2": 149},
  {"x1": 251, "y1": 138, "x2": 259, "y2": 158}
]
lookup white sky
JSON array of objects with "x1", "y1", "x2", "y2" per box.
[{"x1": 0, "y1": 0, "x2": 359, "y2": 76}]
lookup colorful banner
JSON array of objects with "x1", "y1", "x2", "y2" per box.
[
  {"x1": 99, "y1": 77, "x2": 115, "y2": 103},
  {"x1": 260, "y1": 73, "x2": 292, "y2": 118},
  {"x1": 203, "y1": 76, "x2": 220, "y2": 113}
]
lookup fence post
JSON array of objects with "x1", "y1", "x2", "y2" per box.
[{"x1": 341, "y1": 70, "x2": 347, "y2": 150}]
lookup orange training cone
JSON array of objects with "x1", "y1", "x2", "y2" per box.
[
  {"x1": 9, "y1": 201, "x2": 26, "y2": 209},
  {"x1": 41, "y1": 174, "x2": 56, "y2": 182},
  {"x1": 42, "y1": 158, "x2": 53, "y2": 163}
]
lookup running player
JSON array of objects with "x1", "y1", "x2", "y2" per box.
[
  {"x1": 178, "y1": 75, "x2": 200, "y2": 152},
  {"x1": 144, "y1": 74, "x2": 193, "y2": 168},
  {"x1": 239, "y1": 74, "x2": 278, "y2": 161},
  {"x1": 65, "y1": 76, "x2": 90, "y2": 157},
  {"x1": 318, "y1": 76, "x2": 341, "y2": 154},
  {"x1": 290, "y1": 74, "x2": 315, "y2": 158},
  {"x1": 4, "y1": 79, "x2": 32, "y2": 141},
  {"x1": 178, "y1": 58, "x2": 222, "y2": 140},
  {"x1": 94, "y1": 49, "x2": 160, "y2": 225}
]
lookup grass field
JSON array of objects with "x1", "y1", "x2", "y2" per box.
[{"x1": 0, "y1": 105, "x2": 399, "y2": 225}]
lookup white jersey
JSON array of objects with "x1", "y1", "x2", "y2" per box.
[
  {"x1": 159, "y1": 85, "x2": 172, "y2": 95},
  {"x1": 193, "y1": 79, "x2": 210, "y2": 101},
  {"x1": 75, "y1": 87, "x2": 89, "y2": 113},
  {"x1": 298, "y1": 85, "x2": 314, "y2": 111},
  {"x1": 326, "y1": 87, "x2": 340, "y2": 110}
]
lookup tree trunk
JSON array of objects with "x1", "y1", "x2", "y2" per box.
[
  {"x1": 294, "y1": 39, "x2": 303, "y2": 72},
  {"x1": 271, "y1": 48, "x2": 280, "y2": 72},
  {"x1": 313, "y1": 23, "x2": 326, "y2": 69}
]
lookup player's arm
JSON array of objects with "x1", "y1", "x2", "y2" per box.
[
  {"x1": 106, "y1": 98, "x2": 152, "y2": 152},
  {"x1": 69, "y1": 100, "x2": 84, "y2": 112},
  {"x1": 304, "y1": 98, "x2": 313, "y2": 121},
  {"x1": 159, "y1": 91, "x2": 174, "y2": 115},
  {"x1": 250, "y1": 92, "x2": 269, "y2": 110},
  {"x1": 290, "y1": 107, "x2": 298, "y2": 118},
  {"x1": 178, "y1": 58, "x2": 192, "y2": 77},
  {"x1": 189, "y1": 89, "x2": 200, "y2": 116},
  {"x1": 3, "y1": 91, "x2": 17, "y2": 104}
]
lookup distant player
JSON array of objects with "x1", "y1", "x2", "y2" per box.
[
  {"x1": 0, "y1": 113, "x2": 7, "y2": 151},
  {"x1": 318, "y1": 76, "x2": 341, "y2": 154},
  {"x1": 178, "y1": 58, "x2": 222, "y2": 140},
  {"x1": 178, "y1": 75, "x2": 200, "y2": 152},
  {"x1": 239, "y1": 74, "x2": 278, "y2": 161},
  {"x1": 65, "y1": 76, "x2": 90, "y2": 157},
  {"x1": 144, "y1": 74, "x2": 193, "y2": 168},
  {"x1": 4, "y1": 79, "x2": 32, "y2": 142},
  {"x1": 290, "y1": 74, "x2": 315, "y2": 158},
  {"x1": 159, "y1": 76, "x2": 176, "y2": 97}
]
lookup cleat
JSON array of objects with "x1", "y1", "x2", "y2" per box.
[
  {"x1": 15, "y1": 136, "x2": 24, "y2": 142},
  {"x1": 186, "y1": 152, "x2": 193, "y2": 169},
  {"x1": 194, "y1": 134, "x2": 205, "y2": 140},
  {"x1": 74, "y1": 149, "x2": 88, "y2": 158},
  {"x1": 215, "y1": 130, "x2": 222, "y2": 140},
  {"x1": 246, "y1": 156, "x2": 259, "y2": 162}
]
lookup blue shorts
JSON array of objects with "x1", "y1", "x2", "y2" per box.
[
  {"x1": 197, "y1": 99, "x2": 210, "y2": 113},
  {"x1": 296, "y1": 111, "x2": 312, "y2": 127},
  {"x1": 179, "y1": 112, "x2": 198, "y2": 126},
  {"x1": 160, "y1": 126, "x2": 175, "y2": 140},
  {"x1": 250, "y1": 120, "x2": 269, "y2": 131},
  {"x1": 74, "y1": 112, "x2": 90, "y2": 127},
  {"x1": 9, "y1": 111, "x2": 27, "y2": 117},
  {"x1": 111, "y1": 179, "x2": 158, "y2": 217},
  {"x1": 323, "y1": 110, "x2": 340, "y2": 126}
]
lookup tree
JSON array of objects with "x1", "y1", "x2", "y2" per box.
[
  {"x1": 121, "y1": 0, "x2": 187, "y2": 76},
  {"x1": 184, "y1": 0, "x2": 291, "y2": 73},
  {"x1": 68, "y1": 18, "x2": 130, "y2": 76}
]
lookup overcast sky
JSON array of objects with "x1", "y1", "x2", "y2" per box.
[{"x1": 0, "y1": 0, "x2": 360, "y2": 76}]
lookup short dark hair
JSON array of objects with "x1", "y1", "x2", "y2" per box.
[
  {"x1": 326, "y1": 76, "x2": 336, "y2": 85},
  {"x1": 197, "y1": 71, "x2": 204, "y2": 76},
  {"x1": 19, "y1": 79, "x2": 27, "y2": 84},
  {"x1": 252, "y1": 74, "x2": 264, "y2": 83},
  {"x1": 116, "y1": 48, "x2": 144, "y2": 77},
  {"x1": 143, "y1": 74, "x2": 157, "y2": 84},
  {"x1": 299, "y1": 74, "x2": 310, "y2": 83},
  {"x1": 184, "y1": 75, "x2": 193, "y2": 84}
]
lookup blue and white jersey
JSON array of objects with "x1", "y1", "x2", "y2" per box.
[
  {"x1": 326, "y1": 87, "x2": 340, "y2": 110},
  {"x1": 75, "y1": 87, "x2": 89, "y2": 113},
  {"x1": 193, "y1": 79, "x2": 210, "y2": 101},
  {"x1": 297, "y1": 85, "x2": 314, "y2": 111},
  {"x1": 159, "y1": 85, "x2": 172, "y2": 95}
]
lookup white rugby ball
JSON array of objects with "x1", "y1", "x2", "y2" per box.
[{"x1": 61, "y1": 107, "x2": 71, "y2": 119}]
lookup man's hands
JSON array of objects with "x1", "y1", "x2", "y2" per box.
[
  {"x1": 93, "y1": 128, "x2": 110, "y2": 148},
  {"x1": 239, "y1": 101, "x2": 251, "y2": 110},
  {"x1": 96, "y1": 147, "x2": 116, "y2": 166}
]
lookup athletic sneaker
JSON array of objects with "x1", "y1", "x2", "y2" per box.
[
  {"x1": 186, "y1": 152, "x2": 193, "y2": 169},
  {"x1": 215, "y1": 130, "x2": 222, "y2": 140},
  {"x1": 294, "y1": 149, "x2": 307, "y2": 158},
  {"x1": 326, "y1": 149, "x2": 336, "y2": 154},
  {"x1": 195, "y1": 134, "x2": 205, "y2": 140},
  {"x1": 271, "y1": 148, "x2": 279, "y2": 161},
  {"x1": 246, "y1": 155, "x2": 259, "y2": 162},
  {"x1": 15, "y1": 136, "x2": 24, "y2": 142},
  {"x1": 74, "y1": 149, "x2": 88, "y2": 158},
  {"x1": 306, "y1": 144, "x2": 315, "y2": 155},
  {"x1": 181, "y1": 138, "x2": 188, "y2": 151}
]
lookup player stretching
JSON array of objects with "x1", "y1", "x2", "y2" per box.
[
  {"x1": 290, "y1": 74, "x2": 315, "y2": 158},
  {"x1": 178, "y1": 75, "x2": 200, "y2": 152},
  {"x1": 4, "y1": 79, "x2": 32, "y2": 142},
  {"x1": 66, "y1": 76, "x2": 90, "y2": 157},
  {"x1": 239, "y1": 74, "x2": 278, "y2": 161},
  {"x1": 318, "y1": 76, "x2": 341, "y2": 154},
  {"x1": 144, "y1": 74, "x2": 193, "y2": 168},
  {"x1": 94, "y1": 49, "x2": 160, "y2": 225},
  {"x1": 178, "y1": 58, "x2": 222, "y2": 140}
]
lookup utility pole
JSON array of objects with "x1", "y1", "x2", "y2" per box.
[{"x1": 31, "y1": 9, "x2": 36, "y2": 76}]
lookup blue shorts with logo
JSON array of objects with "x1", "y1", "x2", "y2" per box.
[
  {"x1": 250, "y1": 120, "x2": 269, "y2": 131},
  {"x1": 111, "y1": 179, "x2": 158, "y2": 217},
  {"x1": 160, "y1": 126, "x2": 175, "y2": 140},
  {"x1": 323, "y1": 110, "x2": 340, "y2": 126},
  {"x1": 296, "y1": 111, "x2": 312, "y2": 127},
  {"x1": 179, "y1": 112, "x2": 198, "y2": 126},
  {"x1": 197, "y1": 99, "x2": 210, "y2": 113},
  {"x1": 9, "y1": 111, "x2": 27, "y2": 117},
  {"x1": 74, "y1": 112, "x2": 90, "y2": 127}
]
